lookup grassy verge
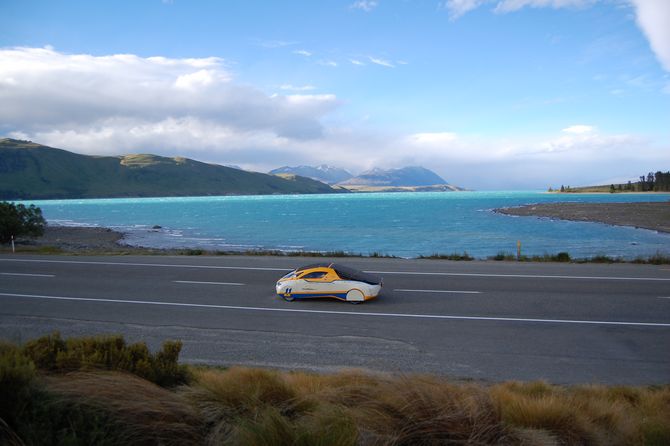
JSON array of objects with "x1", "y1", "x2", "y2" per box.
[
  {"x1": 2, "y1": 242, "x2": 669, "y2": 264},
  {"x1": 1, "y1": 334, "x2": 669, "y2": 445}
]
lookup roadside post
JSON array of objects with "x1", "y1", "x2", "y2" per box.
[
  {"x1": 11, "y1": 235, "x2": 15, "y2": 253},
  {"x1": 516, "y1": 240, "x2": 521, "y2": 260}
]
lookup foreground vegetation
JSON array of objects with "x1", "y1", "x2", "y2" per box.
[
  {"x1": 0, "y1": 202, "x2": 46, "y2": 244},
  {"x1": 1, "y1": 333, "x2": 669, "y2": 445}
]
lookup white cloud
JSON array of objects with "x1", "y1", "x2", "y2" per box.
[
  {"x1": 318, "y1": 60, "x2": 338, "y2": 67},
  {"x1": 493, "y1": 0, "x2": 596, "y2": 13},
  {"x1": 442, "y1": 0, "x2": 594, "y2": 18},
  {"x1": 562, "y1": 124, "x2": 595, "y2": 134},
  {"x1": 442, "y1": 0, "x2": 670, "y2": 75},
  {"x1": 0, "y1": 46, "x2": 339, "y2": 149},
  {"x1": 349, "y1": 59, "x2": 365, "y2": 66},
  {"x1": 279, "y1": 84, "x2": 316, "y2": 91},
  {"x1": 350, "y1": 1, "x2": 378, "y2": 12},
  {"x1": 630, "y1": 0, "x2": 670, "y2": 73},
  {"x1": 409, "y1": 132, "x2": 459, "y2": 145},
  {"x1": 293, "y1": 49, "x2": 312, "y2": 57},
  {"x1": 369, "y1": 56, "x2": 395, "y2": 68}
]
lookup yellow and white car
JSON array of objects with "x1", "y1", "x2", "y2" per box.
[{"x1": 276, "y1": 263, "x2": 382, "y2": 303}]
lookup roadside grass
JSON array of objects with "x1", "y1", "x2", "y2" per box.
[
  {"x1": 418, "y1": 251, "x2": 475, "y2": 261},
  {"x1": 2, "y1": 334, "x2": 669, "y2": 445},
  {"x1": 6, "y1": 240, "x2": 667, "y2": 264}
]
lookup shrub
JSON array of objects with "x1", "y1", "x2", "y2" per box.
[
  {"x1": 0, "y1": 201, "x2": 46, "y2": 244},
  {"x1": 554, "y1": 252, "x2": 571, "y2": 262},
  {"x1": 22, "y1": 332, "x2": 189, "y2": 387},
  {"x1": 419, "y1": 252, "x2": 474, "y2": 261},
  {"x1": 0, "y1": 342, "x2": 37, "y2": 429}
]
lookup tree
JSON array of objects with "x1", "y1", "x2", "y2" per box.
[
  {"x1": 609, "y1": 184, "x2": 615, "y2": 193},
  {"x1": 0, "y1": 202, "x2": 46, "y2": 244}
]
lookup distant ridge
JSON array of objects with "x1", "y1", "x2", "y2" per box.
[
  {"x1": 0, "y1": 139, "x2": 338, "y2": 199},
  {"x1": 338, "y1": 166, "x2": 462, "y2": 191},
  {"x1": 269, "y1": 165, "x2": 353, "y2": 185}
]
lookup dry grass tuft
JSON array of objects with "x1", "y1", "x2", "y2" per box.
[
  {"x1": 45, "y1": 371, "x2": 203, "y2": 445},
  {"x1": 348, "y1": 375, "x2": 516, "y2": 445},
  {"x1": 489, "y1": 381, "x2": 670, "y2": 445},
  {"x1": 4, "y1": 334, "x2": 670, "y2": 445}
]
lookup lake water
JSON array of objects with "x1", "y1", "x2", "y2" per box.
[{"x1": 25, "y1": 191, "x2": 670, "y2": 259}]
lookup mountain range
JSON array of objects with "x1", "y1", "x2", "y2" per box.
[
  {"x1": 271, "y1": 165, "x2": 463, "y2": 191},
  {"x1": 0, "y1": 139, "x2": 337, "y2": 200},
  {"x1": 269, "y1": 165, "x2": 353, "y2": 185}
]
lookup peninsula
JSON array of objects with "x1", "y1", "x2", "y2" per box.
[{"x1": 497, "y1": 202, "x2": 670, "y2": 234}]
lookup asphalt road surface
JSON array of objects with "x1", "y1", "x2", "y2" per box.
[{"x1": 1, "y1": 254, "x2": 669, "y2": 385}]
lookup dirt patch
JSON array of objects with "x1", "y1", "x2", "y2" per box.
[{"x1": 496, "y1": 202, "x2": 670, "y2": 233}]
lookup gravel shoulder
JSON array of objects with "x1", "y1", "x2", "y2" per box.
[{"x1": 496, "y1": 202, "x2": 670, "y2": 233}]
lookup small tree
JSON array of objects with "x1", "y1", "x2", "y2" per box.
[{"x1": 0, "y1": 202, "x2": 46, "y2": 244}]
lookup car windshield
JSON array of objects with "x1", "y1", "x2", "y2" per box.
[{"x1": 281, "y1": 270, "x2": 298, "y2": 279}]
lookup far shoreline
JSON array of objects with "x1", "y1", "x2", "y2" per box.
[{"x1": 496, "y1": 201, "x2": 670, "y2": 234}]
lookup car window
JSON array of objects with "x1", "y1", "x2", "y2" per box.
[{"x1": 301, "y1": 271, "x2": 327, "y2": 279}]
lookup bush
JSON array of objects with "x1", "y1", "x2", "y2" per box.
[
  {"x1": 0, "y1": 342, "x2": 37, "y2": 430},
  {"x1": 22, "y1": 332, "x2": 190, "y2": 387},
  {"x1": 0, "y1": 201, "x2": 46, "y2": 244}
]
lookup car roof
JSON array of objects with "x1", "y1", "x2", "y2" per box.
[{"x1": 295, "y1": 262, "x2": 381, "y2": 285}]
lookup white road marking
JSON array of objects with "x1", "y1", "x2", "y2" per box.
[
  {"x1": 658, "y1": 297, "x2": 670, "y2": 299},
  {"x1": 395, "y1": 289, "x2": 481, "y2": 294},
  {"x1": 0, "y1": 258, "x2": 287, "y2": 271},
  {"x1": 1, "y1": 292, "x2": 669, "y2": 328},
  {"x1": 2, "y1": 258, "x2": 670, "y2": 281},
  {"x1": 174, "y1": 280, "x2": 244, "y2": 286},
  {"x1": 1, "y1": 272, "x2": 55, "y2": 278},
  {"x1": 368, "y1": 269, "x2": 670, "y2": 282}
]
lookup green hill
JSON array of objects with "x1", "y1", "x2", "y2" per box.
[{"x1": 0, "y1": 139, "x2": 338, "y2": 199}]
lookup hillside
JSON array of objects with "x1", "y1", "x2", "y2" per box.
[
  {"x1": 0, "y1": 139, "x2": 338, "y2": 199},
  {"x1": 269, "y1": 165, "x2": 353, "y2": 184}
]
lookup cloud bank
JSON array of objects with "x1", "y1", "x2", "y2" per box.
[
  {"x1": 1, "y1": 46, "x2": 667, "y2": 189},
  {"x1": 0, "y1": 47, "x2": 338, "y2": 151}
]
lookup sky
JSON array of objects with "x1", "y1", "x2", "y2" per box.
[{"x1": 1, "y1": 0, "x2": 669, "y2": 190}]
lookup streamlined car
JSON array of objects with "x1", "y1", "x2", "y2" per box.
[{"x1": 276, "y1": 263, "x2": 382, "y2": 303}]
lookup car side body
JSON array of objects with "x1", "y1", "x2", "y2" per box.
[{"x1": 276, "y1": 263, "x2": 382, "y2": 303}]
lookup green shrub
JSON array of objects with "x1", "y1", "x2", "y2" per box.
[
  {"x1": 21, "y1": 332, "x2": 189, "y2": 387},
  {"x1": 554, "y1": 252, "x2": 571, "y2": 262},
  {"x1": 0, "y1": 342, "x2": 37, "y2": 430},
  {"x1": 419, "y1": 252, "x2": 474, "y2": 261},
  {"x1": 0, "y1": 202, "x2": 46, "y2": 244},
  {"x1": 491, "y1": 251, "x2": 515, "y2": 261}
]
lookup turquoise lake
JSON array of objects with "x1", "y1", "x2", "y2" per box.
[{"x1": 25, "y1": 191, "x2": 670, "y2": 259}]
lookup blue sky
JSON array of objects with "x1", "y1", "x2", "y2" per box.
[{"x1": 1, "y1": 0, "x2": 668, "y2": 189}]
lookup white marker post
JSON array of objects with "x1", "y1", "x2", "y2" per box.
[
  {"x1": 11, "y1": 235, "x2": 15, "y2": 253},
  {"x1": 516, "y1": 240, "x2": 521, "y2": 261}
]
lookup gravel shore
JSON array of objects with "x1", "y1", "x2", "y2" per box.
[
  {"x1": 496, "y1": 202, "x2": 670, "y2": 233},
  {"x1": 11, "y1": 226, "x2": 159, "y2": 253}
]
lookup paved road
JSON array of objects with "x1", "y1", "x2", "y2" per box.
[{"x1": 1, "y1": 254, "x2": 669, "y2": 384}]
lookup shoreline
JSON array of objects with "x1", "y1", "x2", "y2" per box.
[
  {"x1": 495, "y1": 201, "x2": 670, "y2": 234},
  {"x1": 4, "y1": 221, "x2": 669, "y2": 263}
]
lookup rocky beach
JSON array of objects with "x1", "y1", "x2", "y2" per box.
[{"x1": 497, "y1": 202, "x2": 670, "y2": 234}]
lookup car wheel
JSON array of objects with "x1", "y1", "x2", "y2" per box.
[
  {"x1": 282, "y1": 294, "x2": 295, "y2": 302},
  {"x1": 346, "y1": 289, "x2": 364, "y2": 304}
]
